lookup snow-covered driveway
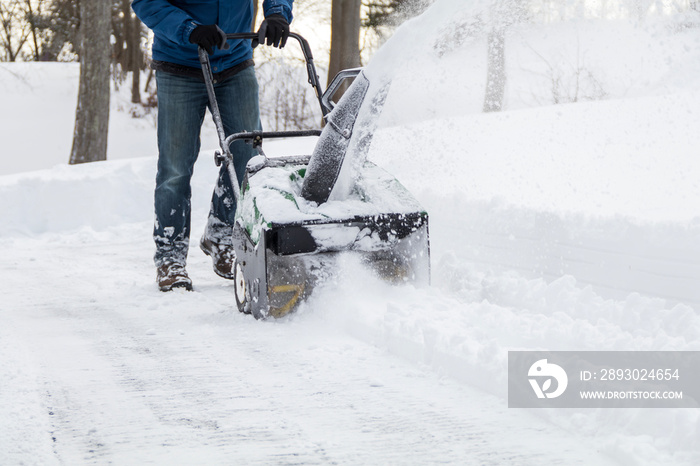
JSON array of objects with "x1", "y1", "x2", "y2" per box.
[{"x1": 2, "y1": 223, "x2": 617, "y2": 465}]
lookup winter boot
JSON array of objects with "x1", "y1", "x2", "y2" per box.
[
  {"x1": 157, "y1": 262, "x2": 193, "y2": 292},
  {"x1": 200, "y1": 236, "x2": 235, "y2": 279}
]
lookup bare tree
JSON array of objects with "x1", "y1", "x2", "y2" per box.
[
  {"x1": 39, "y1": 0, "x2": 80, "y2": 61},
  {"x1": 0, "y1": 0, "x2": 70, "y2": 62},
  {"x1": 328, "y1": 0, "x2": 362, "y2": 92},
  {"x1": 257, "y1": 54, "x2": 320, "y2": 130},
  {"x1": 483, "y1": 0, "x2": 529, "y2": 112},
  {"x1": 0, "y1": 0, "x2": 32, "y2": 61},
  {"x1": 126, "y1": 0, "x2": 143, "y2": 103},
  {"x1": 483, "y1": 26, "x2": 506, "y2": 112},
  {"x1": 69, "y1": 0, "x2": 111, "y2": 164},
  {"x1": 24, "y1": 0, "x2": 45, "y2": 61},
  {"x1": 113, "y1": 0, "x2": 144, "y2": 103}
]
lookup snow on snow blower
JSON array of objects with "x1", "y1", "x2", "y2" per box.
[{"x1": 199, "y1": 33, "x2": 430, "y2": 319}]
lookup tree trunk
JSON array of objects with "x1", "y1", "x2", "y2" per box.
[
  {"x1": 69, "y1": 0, "x2": 111, "y2": 165},
  {"x1": 26, "y1": 0, "x2": 41, "y2": 61},
  {"x1": 328, "y1": 0, "x2": 362, "y2": 97},
  {"x1": 126, "y1": 0, "x2": 143, "y2": 104},
  {"x1": 483, "y1": 27, "x2": 506, "y2": 113},
  {"x1": 131, "y1": 58, "x2": 141, "y2": 103}
]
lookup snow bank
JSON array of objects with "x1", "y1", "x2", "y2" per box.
[
  {"x1": 0, "y1": 159, "x2": 153, "y2": 236},
  {"x1": 0, "y1": 155, "x2": 226, "y2": 237},
  {"x1": 370, "y1": 93, "x2": 700, "y2": 223}
]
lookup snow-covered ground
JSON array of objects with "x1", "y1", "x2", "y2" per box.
[{"x1": 2, "y1": 1, "x2": 700, "y2": 464}]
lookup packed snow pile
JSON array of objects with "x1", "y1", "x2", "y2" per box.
[{"x1": 1, "y1": 1, "x2": 700, "y2": 465}]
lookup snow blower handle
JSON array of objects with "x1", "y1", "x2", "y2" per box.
[
  {"x1": 197, "y1": 32, "x2": 328, "y2": 203},
  {"x1": 197, "y1": 32, "x2": 328, "y2": 164},
  {"x1": 224, "y1": 32, "x2": 328, "y2": 117}
]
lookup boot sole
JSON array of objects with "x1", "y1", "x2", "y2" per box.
[{"x1": 159, "y1": 279, "x2": 193, "y2": 292}]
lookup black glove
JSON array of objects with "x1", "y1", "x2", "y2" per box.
[
  {"x1": 189, "y1": 24, "x2": 230, "y2": 55},
  {"x1": 254, "y1": 14, "x2": 290, "y2": 49}
]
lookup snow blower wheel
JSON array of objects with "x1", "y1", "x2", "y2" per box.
[{"x1": 234, "y1": 260, "x2": 249, "y2": 314}]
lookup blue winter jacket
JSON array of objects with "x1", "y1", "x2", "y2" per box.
[{"x1": 132, "y1": 0, "x2": 294, "y2": 72}]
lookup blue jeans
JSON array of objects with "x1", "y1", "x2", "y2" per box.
[{"x1": 153, "y1": 67, "x2": 261, "y2": 267}]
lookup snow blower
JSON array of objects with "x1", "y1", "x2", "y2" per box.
[{"x1": 199, "y1": 33, "x2": 430, "y2": 319}]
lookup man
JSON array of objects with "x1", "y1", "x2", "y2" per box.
[{"x1": 132, "y1": 0, "x2": 294, "y2": 291}]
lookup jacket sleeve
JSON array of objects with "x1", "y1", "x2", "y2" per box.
[
  {"x1": 131, "y1": 0, "x2": 198, "y2": 46},
  {"x1": 263, "y1": 0, "x2": 294, "y2": 23}
]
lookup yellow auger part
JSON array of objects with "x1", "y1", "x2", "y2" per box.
[{"x1": 268, "y1": 283, "x2": 306, "y2": 318}]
